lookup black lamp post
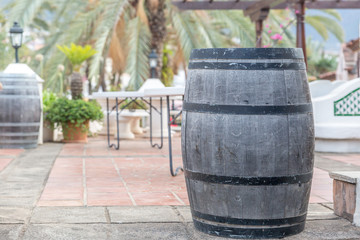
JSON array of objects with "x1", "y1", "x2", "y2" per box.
[
  {"x1": 149, "y1": 49, "x2": 158, "y2": 79},
  {"x1": 9, "y1": 22, "x2": 23, "y2": 63}
]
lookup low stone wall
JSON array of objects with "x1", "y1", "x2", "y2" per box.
[{"x1": 312, "y1": 78, "x2": 360, "y2": 152}]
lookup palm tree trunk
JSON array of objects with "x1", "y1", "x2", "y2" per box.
[
  {"x1": 70, "y1": 72, "x2": 83, "y2": 100},
  {"x1": 145, "y1": 0, "x2": 167, "y2": 78}
]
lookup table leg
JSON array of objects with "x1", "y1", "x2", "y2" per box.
[
  {"x1": 107, "y1": 97, "x2": 120, "y2": 150},
  {"x1": 166, "y1": 96, "x2": 183, "y2": 177},
  {"x1": 149, "y1": 97, "x2": 163, "y2": 149}
]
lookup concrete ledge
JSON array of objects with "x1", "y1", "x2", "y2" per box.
[
  {"x1": 30, "y1": 207, "x2": 108, "y2": 224},
  {"x1": 329, "y1": 171, "x2": 360, "y2": 226},
  {"x1": 315, "y1": 139, "x2": 360, "y2": 153},
  {"x1": 107, "y1": 206, "x2": 182, "y2": 223}
]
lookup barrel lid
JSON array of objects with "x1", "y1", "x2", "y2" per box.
[{"x1": 190, "y1": 48, "x2": 304, "y2": 60}]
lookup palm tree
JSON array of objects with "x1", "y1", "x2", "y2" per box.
[
  {"x1": 2, "y1": 1, "x2": 344, "y2": 92},
  {"x1": 2, "y1": 0, "x2": 231, "y2": 91}
]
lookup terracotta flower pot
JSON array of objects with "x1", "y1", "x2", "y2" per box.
[{"x1": 62, "y1": 120, "x2": 89, "y2": 143}]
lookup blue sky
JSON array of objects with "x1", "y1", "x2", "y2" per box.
[{"x1": 307, "y1": 9, "x2": 360, "y2": 51}]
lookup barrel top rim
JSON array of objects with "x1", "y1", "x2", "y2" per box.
[
  {"x1": 190, "y1": 48, "x2": 304, "y2": 60},
  {"x1": 0, "y1": 73, "x2": 37, "y2": 78}
]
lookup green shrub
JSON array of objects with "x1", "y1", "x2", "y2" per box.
[{"x1": 42, "y1": 90, "x2": 58, "y2": 113}]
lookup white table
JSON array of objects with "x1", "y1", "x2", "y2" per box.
[{"x1": 91, "y1": 87, "x2": 185, "y2": 176}]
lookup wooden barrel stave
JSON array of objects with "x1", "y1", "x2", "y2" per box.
[
  {"x1": 184, "y1": 113, "x2": 313, "y2": 176},
  {"x1": 186, "y1": 180, "x2": 311, "y2": 219},
  {"x1": 182, "y1": 48, "x2": 314, "y2": 238},
  {"x1": 0, "y1": 74, "x2": 40, "y2": 149}
]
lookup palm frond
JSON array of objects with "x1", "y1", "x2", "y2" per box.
[
  {"x1": 305, "y1": 16, "x2": 329, "y2": 41},
  {"x1": 170, "y1": 10, "x2": 200, "y2": 60},
  {"x1": 125, "y1": 16, "x2": 150, "y2": 90},
  {"x1": 306, "y1": 15, "x2": 344, "y2": 42},
  {"x1": 8, "y1": 0, "x2": 46, "y2": 28},
  {"x1": 193, "y1": 11, "x2": 226, "y2": 48},
  {"x1": 89, "y1": 0, "x2": 128, "y2": 80},
  {"x1": 321, "y1": 9, "x2": 342, "y2": 21},
  {"x1": 43, "y1": 6, "x2": 104, "y2": 83},
  {"x1": 209, "y1": 10, "x2": 255, "y2": 47},
  {"x1": 108, "y1": 18, "x2": 127, "y2": 73}
]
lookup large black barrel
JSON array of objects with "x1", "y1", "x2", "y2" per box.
[
  {"x1": 0, "y1": 73, "x2": 41, "y2": 149},
  {"x1": 181, "y1": 48, "x2": 314, "y2": 239}
]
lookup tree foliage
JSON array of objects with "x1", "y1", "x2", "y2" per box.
[{"x1": 2, "y1": 1, "x2": 345, "y2": 92}]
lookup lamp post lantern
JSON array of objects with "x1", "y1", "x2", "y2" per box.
[
  {"x1": 9, "y1": 22, "x2": 23, "y2": 63},
  {"x1": 149, "y1": 49, "x2": 158, "y2": 79}
]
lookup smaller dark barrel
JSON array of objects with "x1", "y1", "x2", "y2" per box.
[{"x1": 0, "y1": 73, "x2": 41, "y2": 149}]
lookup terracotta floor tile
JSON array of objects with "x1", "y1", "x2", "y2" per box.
[
  {"x1": 131, "y1": 191, "x2": 184, "y2": 205},
  {"x1": 0, "y1": 158, "x2": 13, "y2": 171},
  {"x1": 42, "y1": 187, "x2": 83, "y2": 194},
  {"x1": 87, "y1": 187, "x2": 127, "y2": 193},
  {"x1": 87, "y1": 198, "x2": 133, "y2": 206},
  {"x1": 309, "y1": 195, "x2": 327, "y2": 204},
  {"x1": 0, "y1": 149, "x2": 24, "y2": 156},
  {"x1": 86, "y1": 181, "x2": 124, "y2": 188},
  {"x1": 40, "y1": 192, "x2": 83, "y2": 201},
  {"x1": 87, "y1": 192, "x2": 129, "y2": 199},
  {"x1": 46, "y1": 177, "x2": 83, "y2": 184},
  {"x1": 38, "y1": 200, "x2": 83, "y2": 206}
]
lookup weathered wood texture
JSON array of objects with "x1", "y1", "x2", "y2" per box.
[
  {"x1": 182, "y1": 48, "x2": 315, "y2": 238},
  {"x1": 333, "y1": 179, "x2": 356, "y2": 222},
  {"x1": 0, "y1": 73, "x2": 41, "y2": 149}
]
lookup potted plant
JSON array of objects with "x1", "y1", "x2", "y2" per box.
[
  {"x1": 49, "y1": 43, "x2": 101, "y2": 143},
  {"x1": 45, "y1": 98, "x2": 103, "y2": 143},
  {"x1": 57, "y1": 43, "x2": 96, "y2": 100}
]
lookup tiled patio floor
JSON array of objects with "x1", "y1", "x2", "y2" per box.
[
  {"x1": 0, "y1": 149, "x2": 24, "y2": 171},
  {"x1": 1, "y1": 136, "x2": 358, "y2": 207},
  {"x1": 38, "y1": 135, "x2": 186, "y2": 206}
]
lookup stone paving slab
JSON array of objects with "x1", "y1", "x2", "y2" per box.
[
  {"x1": 307, "y1": 204, "x2": 338, "y2": 220},
  {"x1": 15, "y1": 219, "x2": 360, "y2": 240},
  {"x1": 22, "y1": 224, "x2": 111, "y2": 240},
  {"x1": 0, "y1": 207, "x2": 31, "y2": 224},
  {"x1": 107, "y1": 223, "x2": 189, "y2": 240},
  {"x1": 108, "y1": 206, "x2": 181, "y2": 223},
  {"x1": 315, "y1": 153, "x2": 360, "y2": 172},
  {"x1": 30, "y1": 207, "x2": 108, "y2": 224},
  {"x1": 0, "y1": 225, "x2": 22, "y2": 240},
  {"x1": 292, "y1": 218, "x2": 360, "y2": 240},
  {"x1": 1, "y1": 205, "x2": 358, "y2": 240},
  {"x1": 0, "y1": 144, "x2": 62, "y2": 208},
  {"x1": 173, "y1": 206, "x2": 193, "y2": 222}
]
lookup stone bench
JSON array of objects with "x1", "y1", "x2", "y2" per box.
[
  {"x1": 329, "y1": 171, "x2": 360, "y2": 226},
  {"x1": 312, "y1": 78, "x2": 360, "y2": 152},
  {"x1": 309, "y1": 79, "x2": 346, "y2": 98},
  {"x1": 114, "y1": 109, "x2": 148, "y2": 139}
]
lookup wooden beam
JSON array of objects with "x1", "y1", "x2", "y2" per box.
[
  {"x1": 244, "y1": 0, "x2": 285, "y2": 17},
  {"x1": 172, "y1": 1, "x2": 360, "y2": 10},
  {"x1": 305, "y1": 1, "x2": 360, "y2": 9},
  {"x1": 296, "y1": 0, "x2": 307, "y2": 67},
  {"x1": 249, "y1": 8, "x2": 269, "y2": 22},
  {"x1": 256, "y1": 19, "x2": 264, "y2": 48},
  {"x1": 172, "y1": 1, "x2": 254, "y2": 10}
]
